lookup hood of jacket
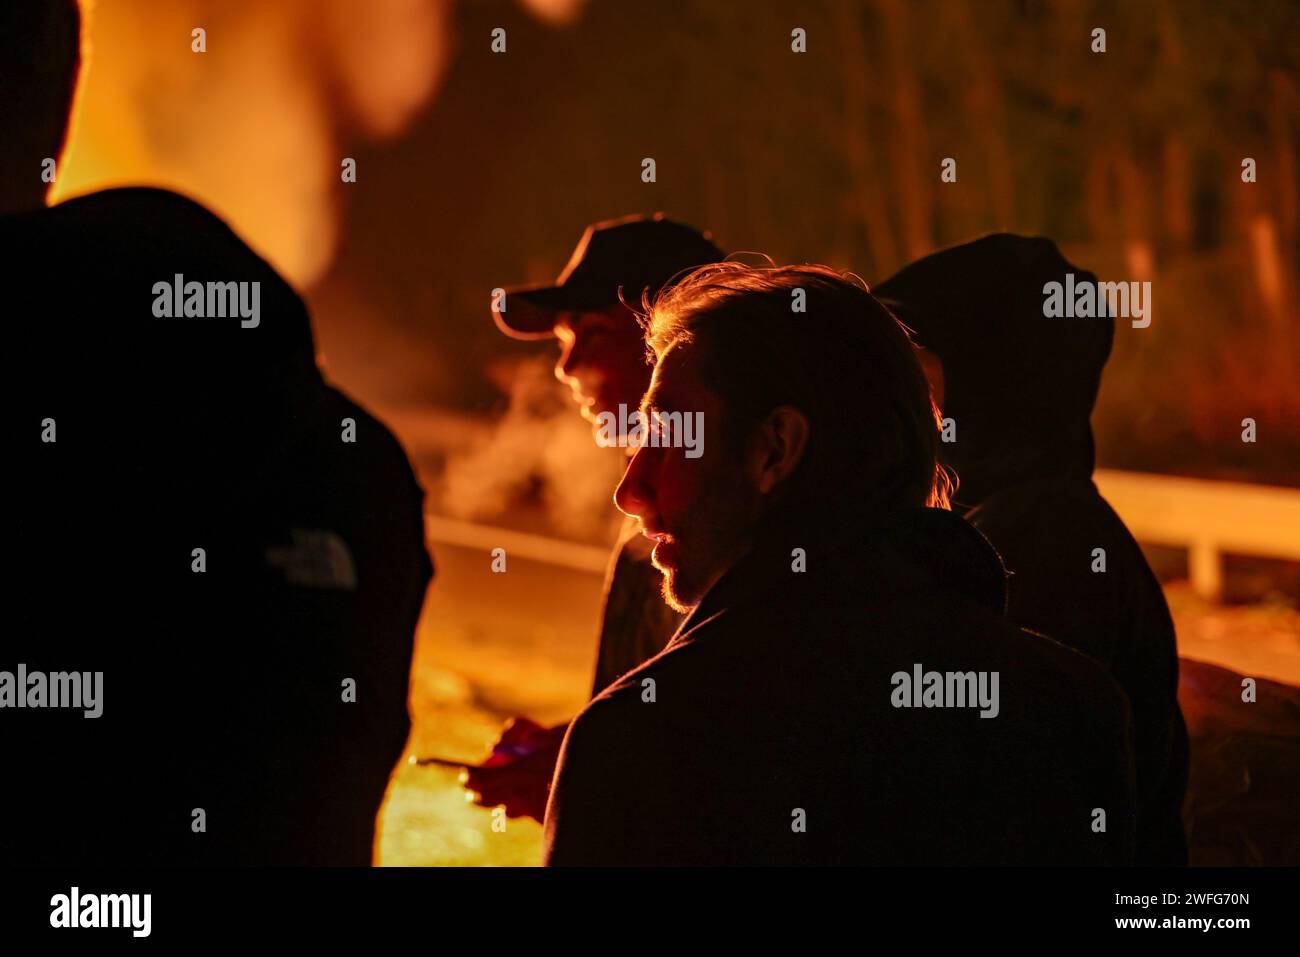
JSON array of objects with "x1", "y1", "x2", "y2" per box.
[
  {"x1": 3, "y1": 186, "x2": 317, "y2": 408},
  {"x1": 874, "y1": 233, "x2": 1114, "y2": 508}
]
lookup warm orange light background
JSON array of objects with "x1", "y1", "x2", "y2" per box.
[
  {"x1": 47, "y1": 0, "x2": 1299, "y2": 867},
  {"x1": 54, "y1": 0, "x2": 452, "y2": 285}
]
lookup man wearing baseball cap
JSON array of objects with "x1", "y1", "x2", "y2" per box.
[{"x1": 467, "y1": 214, "x2": 725, "y2": 821}]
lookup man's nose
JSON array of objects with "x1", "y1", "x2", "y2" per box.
[
  {"x1": 554, "y1": 339, "x2": 580, "y2": 385},
  {"x1": 614, "y1": 446, "x2": 652, "y2": 520},
  {"x1": 557, "y1": 330, "x2": 603, "y2": 382}
]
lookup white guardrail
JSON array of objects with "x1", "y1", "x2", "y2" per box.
[
  {"x1": 423, "y1": 514, "x2": 611, "y2": 575},
  {"x1": 1094, "y1": 469, "x2": 1300, "y2": 599},
  {"x1": 424, "y1": 470, "x2": 1300, "y2": 599}
]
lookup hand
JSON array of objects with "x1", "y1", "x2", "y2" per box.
[{"x1": 464, "y1": 717, "x2": 568, "y2": 823}]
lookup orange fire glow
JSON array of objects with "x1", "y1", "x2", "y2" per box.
[{"x1": 53, "y1": 0, "x2": 451, "y2": 286}]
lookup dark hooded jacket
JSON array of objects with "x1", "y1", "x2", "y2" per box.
[
  {"x1": 875, "y1": 233, "x2": 1189, "y2": 865},
  {"x1": 2, "y1": 188, "x2": 431, "y2": 865},
  {"x1": 544, "y1": 508, "x2": 1136, "y2": 866}
]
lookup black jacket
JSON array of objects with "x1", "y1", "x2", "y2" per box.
[
  {"x1": 876, "y1": 233, "x2": 1189, "y2": 865},
  {"x1": 544, "y1": 508, "x2": 1136, "y2": 865},
  {"x1": 2, "y1": 188, "x2": 431, "y2": 865}
]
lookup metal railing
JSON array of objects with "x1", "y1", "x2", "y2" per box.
[{"x1": 1093, "y1": 469, "x2": 1300, "y2": 599}]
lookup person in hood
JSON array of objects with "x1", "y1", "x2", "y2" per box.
[
  {"x1": 874, "y1": 233, "x2": 1188, "y2": 865},
  {"x1": 543, "y1": 263, "x2": 1136, "y2": 865},
  {"x1": 1, "y1": 0, "x2": 431, "y2": 865}
]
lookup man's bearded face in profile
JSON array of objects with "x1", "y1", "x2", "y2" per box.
[{"x1": 614, "y1": 343, "x2": 762, "y2": 612}]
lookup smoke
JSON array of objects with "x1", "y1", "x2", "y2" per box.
[
  {"x1": 54, "y1": 0, "x2": 453, "y2": 286},
  {"x1": 438, "y1": 355, "x2": 627, "y2": 543},
  {"x1": 52, "y1": 0, "x2": 621, "y2": 543}
]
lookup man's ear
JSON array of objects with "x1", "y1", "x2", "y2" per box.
[{"x1": 748, "y1": 405, "x2": 810, "y2": 495}]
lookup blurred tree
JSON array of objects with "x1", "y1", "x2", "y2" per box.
[{"x1": 314, "y1": 0, "x2": 1299, "y2": 482}]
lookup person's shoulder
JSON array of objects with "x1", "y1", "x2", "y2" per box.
[
  {"x1": 970, "y1": 478, "x2": 1107, "y2": 534},
  {"x1": 563, "y1": 675, "x2": 654, "y2": 767},
  {"x1": 1022, "y1": 622, "x2": 1111, "y2": 677},
  {"x1": 593, "y1": 624, "x2": 702, "y2": 700},
  {"x1": 51, "y1": 186, "x2": 224, "y2": 230},
  {"x1": 321, "y1": 385, "x2": 424, "y2": 480},
  {"x1": 903, "y1": 577, "x2": 1128, "y2": 723},
  {"x1": 1006, "y1": 622, "x2": 1131, "y2": 725},
  {"x1": 44, "y1": 187, "x2": 280, "y2": 276},
  {"x1": 583, "y1": 616, "x2": 727, "y2": 720}
]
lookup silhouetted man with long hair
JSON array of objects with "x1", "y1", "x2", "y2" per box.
[{"x1": 544, "y1": 263, "x2": 1136, "y2": 865}]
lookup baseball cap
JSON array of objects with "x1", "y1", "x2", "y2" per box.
[{"x1": 493, "y1": 213, "x2": 725, "y2": 339}]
